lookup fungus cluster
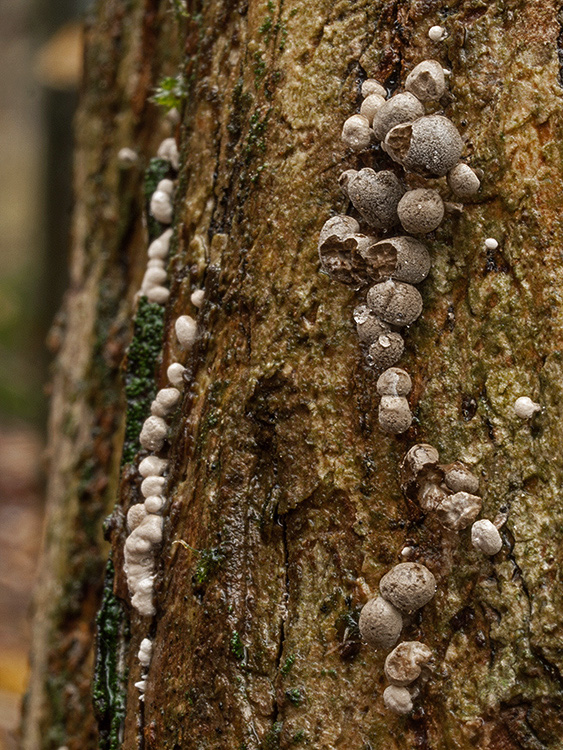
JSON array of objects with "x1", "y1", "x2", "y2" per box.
[{"x1": 318, "y1": 57, "x2": 481, "y2": 435}]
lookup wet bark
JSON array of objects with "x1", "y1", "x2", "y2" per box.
[{"x1": 22, "y1": 0, "x2": 563, "y2": 749}]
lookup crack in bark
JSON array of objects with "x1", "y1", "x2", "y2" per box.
[
  {"x1": 557, "y1": 7, "x2": 563, "y2": 87},
  {"x1": 271, "y1": 512, "x2": 290, "y2": 734}
]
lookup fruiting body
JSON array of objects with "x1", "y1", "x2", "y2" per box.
[
  {"x1": 367, "y1": 332, "x2": 405, "y2": 370},
  {"x1": 151, "y1": 387, "x2": 181, "y2": 417},
  {"x1": 367, "y1": 280, "x2": 423, "y2": 327},
  {"x1": 191, "y1": 289, "x2": 205, "y2": 307},
  {"x1": 146, "y1": 285, "x2": 170, "y2": 304},
  {"x1": 150, "y1": 181, "x2": 174, "y2": 224},
  {"x1": 341, "y1": 114, "x2": 372, "y2": 151},
  {"x1": 383, "y1": 685, "x2": 413, "y2": 714},
  {"x1": 127, "y1": 503, "x2": 147, "y2": 532},
  {"x1": 117, "y1": 147, "x2": 138, "y2": 166},
  {"x1": 363, "y1": 236, "x2": 431, "y2": 285},
  {"x1": 485, "y1": 237, "x2": 499, "y2": 250},
  {"x1": 139, "y1": 416, "x2": 167, "y2": 451},
  {"x1": 372, "y1": 93, "x2": 425, "y2": 141},
  {"x1": 141, "y1": 475, "x2": 165, "y2": 498},
  {"x1": 377, "y1": 368, "x2": 412, "y2": 397},
  {"x1": 138, "y1": 638, "x2": 153, "y2": 667},
  {"x1": 514, "y1": 396, "x2": 540, "y2": 418},
  {"x1": 361, "y1": 79, "x2": 386, "y2": 98},
  {"x1": 157, "y1": 137, "x2": 179, "y2": 169},
  {"x1": 401, "y1": 443, "x2": 440, "y2": 482},
  {"x1": 167, "y1": 362, "x2": 186, "y2": 388},
  {"x1": 144, "y1": 495, "x2": 165, "y2": 513},
  {"x1": 148, "y1": 228, "x2": 173, "y2": 259},
  {"x1": 405, "y1": 60, "x2": 446, "y2": 102},
  {"x1": 359, "y1": 596, "x2": 403, "y2": 650},
  {"x1": 385, "y1": 116, "x2": 463, "y2": 177},
  {"x1": 428, "y1": 25, "x2": 445, "y2": 42},
  {"x1": 175, "y1": 315, "x2": 197, "y2": 348},
  {"x1": 448, "y1": 163, "x2": 481, "y2": 198},
  {"x1": 436, "y1": 491, "x2": 482, "y2": 530},
  {"x1": 378, "y1": 396, "x2": 412, "y2": 434},
  {"x1": 379, "y1": 563, "x2": 436, "y2": 613},
  {"x1": 347, "y1": 169, "x2": 404, "y2": 229},
  {"x1": 471, "y1": 519, "x2": 503, "y2": 555},
  {"x1": 139, "y1": 456, "x2": 168, "y2": 477},
  {"x1": 443, "y1": 463, "x2": 479, "y2": 494},
  {"x1": 360, "y1": 94, "x2": 386, "y2": 126},
  {"x1": 384, "y1": 641, "x2": 433, "y2": 686},
  {"x1": 397, "y1": 188, "x2": 444, "y2": 234}
]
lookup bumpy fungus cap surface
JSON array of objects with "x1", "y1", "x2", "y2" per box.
[
  {"x1": 372, "y1": 92, "x2": 425, "y2": 141},
  {"x1": 342, "y1": 114, "x2": 372, "y2": 151},
  {"x1": 447, "y1": 163, "x2": 481, "y2": 198},
  {"x1": 398, "y1": 188, "x2": 444, "y2": 234},
  {"x1": 139, "y1": 455, "x2": 168, "y2": 478},
  {"x1": 377, "y1": 367, "x2": 412, "y2": 396},
  {"x1": 354, "y1": 305, "x2": 389, "y2": 344},
  {"x1": 384, "y1": 641, "x2": 433, "y2": 686},
  {"x1": 436, "y1": 491, "x2": 482, "y2": 530},
  {"x1": 141, "y1": 475, "x2": 165, "y2": 498},
  {"x1": 405, "y1": 60, "x2": 446, "y2": 101},
  {"x1": 443, "y1": 462, "x2": 479, "y2": 494},
  {"x1": 471, "y1": 519, "x2": 503, "y2": 555},
  {"x1": 347, "y1": 169, "x2": 404, "y2": 229},
  {"x1": 360, "y1": 236, "x2": 431, "y2": 285},
  {"x1": 379, "y1": 396, "x2": 412, "y2": 434},
  {"x1": 401, "y1": 443, "x2": 440, "y2": 482},
  {"x1": 360, "y1": 94, "x2": 386, "y2": 126},
  {"x1": 383, "y1": 685, "x2": 413, "y2": 714},
  {"x1": 139, "y1": 416, "x2": 167, "y2": 451},
  {"x1": 362, "y1": 79, "x2": 387, "y2": 98},
  {"x1": 514, "y1": 396, "x2": 541, "y2": 419},
  {"x1": 367, "y1": 279, "x2": 423, "y2": 327},
  {"x1": 167, "y1": 362, "x2": 186, "y2": 388},
  {"x1": 359, "y1": 596, "x2": 403, "y2": 650},
  {"x1": 379, "y1": 562, "x2": 436, "y2": 613},
  {"x1": 386, "y1": 116, "x2": 463, "y2": 177},
  {"x1": 175, "y1": 315, "x2": 197, "y2": 349},
  {"x1": 367, "y1": 333, "x2": 405, "y2": 371}
]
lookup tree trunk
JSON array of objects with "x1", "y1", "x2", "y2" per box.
[{"x1": 22, "y1": 1, "x2": 563, "y2": 749}]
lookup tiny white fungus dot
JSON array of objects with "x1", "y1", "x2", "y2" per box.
[
  {"x1": 167, "y1": 362, "x2": 186, "y2": 388},
  {"x1": 514, "y1": 396, "x2": 540, "y2": 419},
  {"x1": 485, "y1": 237, "x2": 499, "y2": 250},
  {"x1": 428, "y1": 25, "x2": 445, "y2": 42},
  {"x1": 191, "y1": 288, "x2": 205, "y2": 308}
]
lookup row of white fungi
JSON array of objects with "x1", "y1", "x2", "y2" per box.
[
  {"x1": 120, "y1": 134, "x2": 204, "y2": 695},
  {"x1": 318, "y1": 56, "x2": 505, "y2": 714}
]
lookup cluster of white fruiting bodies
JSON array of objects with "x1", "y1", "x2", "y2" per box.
[
  {"x1": 120, "y1": 133, "x2": 205, "y2": 693},
  {"x1": 359, "y1": 442, "x2": 503, "y2": 714},
  {"x1": 318, "y1": 58, "x2": 481, "y2": 435}
]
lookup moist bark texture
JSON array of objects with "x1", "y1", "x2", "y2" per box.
[{"x1": 22, "y1": 0, "x2": 563, "y2": 749}]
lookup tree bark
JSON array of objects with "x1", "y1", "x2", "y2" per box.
[{"x1": 23, "y1": 1, "x2": 563, "y2": 749}]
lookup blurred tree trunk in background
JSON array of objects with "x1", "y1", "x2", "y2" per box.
[{"x1": 21, "y1": 0, "x2": 563, "y2": 749}]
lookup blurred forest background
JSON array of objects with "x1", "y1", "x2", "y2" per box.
[{"x1": 0, "y1": 1, "x2": 86, "y2": 747}]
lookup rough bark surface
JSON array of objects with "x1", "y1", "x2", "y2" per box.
[{"x1": 23, "y1": 0, "x2": 563, "y2": 749}]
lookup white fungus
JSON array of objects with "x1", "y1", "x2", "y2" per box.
[
  {"x1": 436, "y1": 491, "x2": 482, "y2": 531},
  {"x1": 138, "y1": 638, "x2": 153, "y2": 667},
  {"x1": 117, "y1": 147, "x2": 139, "y2": 166},
  {"x1": 127, "y1": 503, "x2": 148, "y2": 532},
  {"x1": 379, "y1": 563, "x2": 436, "y2": 613},
  {"x1": 151, "y1": 387, "x2": 181, "y2": 417},
  {"x1": 514, "y1": 396, "x2": 540, "y2": 419},
  {"x1": 384, "y1": 641, "x2": 433, "y2": 686},
  {"x1": 142, "y1": 267, "x2": 167, "y2": 291},
  {"x1": 150, "y1": 188, "x2": 173, "y2": 224},
  {"x1": 139, "y1": 416, "x2": 168, "y2": 451},
  {"x1": 405, "y1": 60, "x2": 446, "y2": 102},
  {"x1": 383, "y1": 685, "x2": 413, "y2": 714},
  {"x1": 147, "y1": 285, "x2": 170, "y2": 304},
  {"x1": 471, "y1": 519, "x2": 503, "y2": 555},
  {"x1": 428, "y1": 25, "x2": 446, "y2": 41},
  {"x1": 139, "y1": 456, "x2": 168, "y2": 477},
  {"x1": 135, "y1": 680, "x2": 147, "y2": 692},
  {"x1": 361, "y1": 79, "x2": 387, "y2": 98},
  {"x1": 447, "y1": 163, "x2": 481, "y2": 199},
  {"x1": 341, "y1": 114, "x2": 372, "y2": 151},
  {"x1": 144, "y1": 495, "x2": 166, "y2": 514},
  {"x1": 397, "y1": 188, "x2": 445, "y2": 234},
  {"x1": 175, "y1": 315, "x2": 197, "y2": 349},
  {"x1": 148, "y1": 228, "x2": 173, "y2": 259},
  {"x1": 379, "y1": 395, "x2": 412, "y2": 434},
  {"x1": 141, "y1": 475, "x2": 165, "y2": 498},
  {"x1": 157, "y1": 137, "x2": 179, "y2": 170},
  {"x1": 191, "y1": 289, "x2": 205, "y2": 308},
  {"x1": 147, "y1": 259, "x2": 165, "y2": 269},
  {"x1": 360, "y1": 94, "x2": 386, "y2": 126},
  {"x1": 124, "y1": 513, "x2": 164, "y2": 616},
  {"x1": 359, "y1": 596, "x2": 403, "y2": 650},
  {"x1": 372, "y1": 92, "x2": 425, "y2": 142},
  {"x1": 484, "y1": 237, "x2": 499, "y2": 250},
  {"x1": 167, "y1": 362, "x2": 186, "y2": 388}
]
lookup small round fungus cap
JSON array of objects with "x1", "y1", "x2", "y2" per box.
[
  {"x1": 361, "y1": 79, "x2": 387, "y2": 98},
  {"x1": 117, "y1": 147, "x2": 139, "y2": 166},
  {"x1": 384, "y1": 641, "x2": 433, "y2": 686},
  {"x1": 148, "y1": 228, "x2": 173, "y2": 259},
  {"x1": 191, "y1": 289, "x2": 205, "y2": 308},
  {"x1": 405, "y1": 60, "x2": 446, "y2": 102},
  {"x1": 175, "y1": 315, "x2": 197, "y2": 349},
  {"x1": 397, "y1": 188, "x2": 444, "y2": 234},
  {"x1": 471, "y1": 519, "x2": 503, "y2": 555},
  {"x1": 157, "y1": 137, "x2": 179, "y2": 170},
  {"x1": 386, "y1": 116, "x2": 463, "y2": 177},
  {"x1": 139, "y1": 416, "x2": 167, "y2": 451},
  {"x1": 377, "y1": 367, "x2": 412, "y2": 397},
  {"x1": 360, "y1": 94, "x2": 386, "y2": 126},
  {"x1": 167, "y1": 362, "x2": 186, "y2": 388},
  {"x1": 353, "y1": 305, "x2": 390, "y2": 345},
  {"x1": 428, "y1": 25, "x2": 446, "y2": 41},
  {"x1": 401, "y1": 443, "x2": 440, "y2": 482},
  {"x1": 144, "y1": 495, "x2": 165, "y2": 514},
  {"x1": 383, "y1": 685, "x2": 413, "y2": 714},
  {"x1": 319, "y1": 215, "x2": 360, "y2": 246},
  {"x1": 367, "y1": 331, "x2": 405, "y2": 371},
  {"x1": 443, "y1": 462, "x2": 479, "y2": 494},
  {"x1": 359, "y1": 596, "x2": 403, "y2": 650},
  {"x1": 367, "y1": 280, "x2": 423, "y2": 327},
  {"x1": 379, "y1": 396, "x2": 412, "y2": 434},
  {"x1": 139, "y1": 455, "x2": 168, "y2": 478},
  {"x1": 485, "y1": 237, "x2": 499, "y2": 250},
  {"x1": 150, "y1": 190, "x2": 173, "y2": 224},
  {"x1": 372, "y1": 92, "x2": 425, "y2": 142},
  {"x1": 138, "y1": 638, "x2": 153, "y2": 667},
  {"x1": 359, "y1": 236, "x2": 430, "y2": 285},
  {"x1": 127, "y1": 503, "x2": 148, "y2": 532},
  {"x1": 147, "y1": 285, "x2": 170, "y2": 304},
  {"x1": 347, "y1": 169, "x2": 404, "y2": 229},
  {"x1": 141, "y1": 475, "x2": 165, "y2": 499},
  {"x1": 379, "y1": 562, "x2": 436, "y2": 613},
  {"x1": 341, "y1": 114, "x2": 372, "y2": 151},
  {"x1": 447, "y1": 163, "x2": 481, "y2": 199},
  {"x1": 436, "y1": 491, "x2": 482, "y2": 531},
  {"x1": 514, "y1": 396, "x2": 540, "y2": 419}
]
